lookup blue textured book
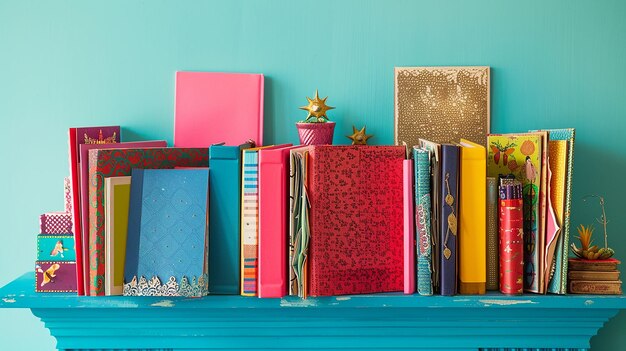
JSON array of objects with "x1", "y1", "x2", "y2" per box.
[
  {"x1": 209, "y1": 142, "x2": 252, "y2": 294},
  {"x1": 124, "y1": 168, "x2": 209, "y2": 297},
  {"x1": 439, "y1": 144, "x2": 459, "y2": 296}
]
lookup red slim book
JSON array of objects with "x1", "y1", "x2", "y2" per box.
[
  {"x1": 307, "y1": 146, "x2": 405, "y2": 296},
  {"x1": 499, "y1": 180, "x2": 524, "y2": 295}
]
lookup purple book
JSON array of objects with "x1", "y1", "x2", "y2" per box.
[
  {"x1": 78, "y1": 140, "x2": 167, "y2": 287},
  {"x1": 35, "y1": 261, "x2": 78, "y2": 292}
]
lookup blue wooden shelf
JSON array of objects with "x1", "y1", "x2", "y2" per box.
[{"x1": 2, "y1": 272, "x2": 625, "y2": 351}]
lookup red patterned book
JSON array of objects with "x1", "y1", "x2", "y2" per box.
[
  {"x1": 68, "y1": 126, "x2": 120, "y2": 295},
  {"x1": 87, "y1": 147, "x2": 209, "y2": 296},
  {"x1": 307, "y1": 146, "x2": 405, "y2": 296},
  {"x1": 499, "y1": 180, "x2": 524, "y2": 295}
]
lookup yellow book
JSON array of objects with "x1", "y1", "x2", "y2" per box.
[{"x1": 459, "y1": 139, "x2": 486, "y2": 294}]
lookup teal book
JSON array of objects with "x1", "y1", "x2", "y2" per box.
[
  {"x1": 209, "y1": 142, "x2": 252, "y2": 294},
  {"x1": 37, "y1": 235, "x2": 75, "y2": 261},
  {"x1": 124, "y1": 168, "x2": 210, "y2": 297},
  {"x1": 413, "y1": 147, "x2": 432, "y2": 296}
]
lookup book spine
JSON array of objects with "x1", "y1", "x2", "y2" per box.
[
  {"x1": 64, "y1": 177, "x2": 72, "y2": 213},
  {"x1": 569, "y1": 280, "x2": 622, "y2": 295},
  {"x1": 258, "y1": 157, "x2": 288, "y2": 298},
  {"x1": 67, "y1": 128, "x2": 84, "y2": 295},
  {"x1": 241, "y1": 151, "x2": 260, "y2": 296},
  {"x1": 568, "y1": 271, "x2": 620, "y2": 281},
  {"x1": 414, "y1": 149, "x2": 433, "y2": 296},
  {"x1": 403, "y1": 159, "x2": 415, "y2": 295},
  {"x1": 209, "y1": 146, "x2": 244, "y2": 295},
  {"x1": 499, "y1": 181, "x2": 524, "y2": 295},
  {"x1": 439, "y1": 145, "x2": 459, "y2": 296},
  {"x1": 486, "y1": 177, "x2": 499, "y2": 291}
]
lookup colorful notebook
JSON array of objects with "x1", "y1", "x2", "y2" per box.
[
  {"x1": 458, "y1": 139, "x2": 486, "y2": 294},
  {"x1": 174, "y1": 71, "x2": 264, "y2": 147},
  {"x1": 403, "y1": 158, "x2": 415, "y2": 295},
  {"x1": 87, "y1": 147, "x2": 209, "y2": 295},
  {"x1": 68, "y1": 126, "x2": 120, "y2": 295},
  {"x1": 307, "y1": 146, "x2": 405, "y2": 296},
  {"x1": 104, "y1": 176, "x2": 131, "y2": 296},
  {"x1": 240, "y1": 144, "x2": 290, "y2": 296},
  {"x1": 439, "y1": 144, "x2": 460, "y2": 296},
  {"x1": 208, "y1": 142, "x2": 252, "y2": 294},
  {"x1": 258, "y1": 145, "x2": 297, "y2": 298},
  {"x1": 35, "y1": 261, "x2": 77, "y2": 293},
  {"x1": 487, "y1": 133, "x2": 545, "y2": 293},
  {"x1": 124, "y1": 168, "x2": 209, "y2": 297},
  {"x1": 486, "y1": 177, "x2": 499, "y2": 291},
  {"x1": 79, "y1": 140, "x2": 166, "y2": 292},
  {"x1": 413, "y1": 147, "x2": 433, "y2": 296}
]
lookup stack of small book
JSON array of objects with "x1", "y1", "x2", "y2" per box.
[{"x1": 568, "y1": 258, "x2": 622, "y2": 294}]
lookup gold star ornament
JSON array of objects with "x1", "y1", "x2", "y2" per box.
[
  {"x1": 347, "y1": 125, "x2": 373, "y2": 145},
  {"x1": 299, "y1": 89, "x2": 334, "y2": 122}
]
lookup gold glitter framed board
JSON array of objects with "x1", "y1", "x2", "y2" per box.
[{"x1": 394, "y1": 66, "x2": 490, "y2": 147}]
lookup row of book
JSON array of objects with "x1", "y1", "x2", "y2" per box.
[{"x1": 34, "y1": 128, "x2": 576, "y2": 297}]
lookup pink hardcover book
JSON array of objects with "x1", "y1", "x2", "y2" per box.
[
  {"x1": 79, "y1": 140, "x2": 167, "y2": 288},
  {"x1": 258, "y1": 145, "x2": 296, "y2": 298},
  {"x1": 174, "y1": 71, "x2": 264, "y2": 148},
  {"x1": 403, "y1": 159, "x2": 416, "y2": 294}
]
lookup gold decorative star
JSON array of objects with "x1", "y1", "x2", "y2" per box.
[
  {"x1": 347, "y1": 125, "x2": 373, "y2": 145},
  {"x1": 299, "y1": 89, "x2": 334, "y2": 122}
]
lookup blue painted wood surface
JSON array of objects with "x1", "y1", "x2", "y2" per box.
[{"x1": 2, "y1": 273, "x2": 625, "y2": 351}]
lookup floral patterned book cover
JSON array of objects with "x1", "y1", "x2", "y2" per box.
[{"x1": 487, "y1": 133, "x2": 546, "y2": 293}]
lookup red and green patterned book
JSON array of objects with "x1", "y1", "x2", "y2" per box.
[{"x1": 87, "y1": 147, "x2": 209, "y2": 296}]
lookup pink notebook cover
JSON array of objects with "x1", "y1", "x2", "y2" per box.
[
  {"x1": 174, "y1": 71, "x2": 264, "y2": 148},
  {"x1": 79, "y1": 141, "x2": 167, "y2": 287},
  {"x1": 258, "y1": 145, "x2": 297, "y2": 298},
  {"x1": 403, "y1": 159, "x2": 416, "y2": 294}
]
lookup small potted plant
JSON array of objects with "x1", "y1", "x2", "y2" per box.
[
  {"x1": 296, "y1": 90, "x2": 335, "y2": 145},
  {"x1": 571, "y1": 195, "x2": 615, "y2": 260}
]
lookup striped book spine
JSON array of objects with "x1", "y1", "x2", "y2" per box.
[
  {"x1": 413, "y1": 148, "x2": 433, "y2": 296},
  {"x1": 241, "y1": 150, "x2": 260, "y2": 296}
]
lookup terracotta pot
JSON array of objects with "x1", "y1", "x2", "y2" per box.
[{"x1": 296, "y1": 122, "x2": 335, "y2": 145}]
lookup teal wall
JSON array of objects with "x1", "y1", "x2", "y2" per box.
[{"x1": 1, "y1": 0, "x2": 625, "y2": 349}]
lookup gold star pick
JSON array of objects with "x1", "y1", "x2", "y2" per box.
[
  {"x1": 299, "y1": 89, "x2": 334, "y2": 122},
  {"x1": 347, "y1": 125, "x2": 373, "y2": 145}
]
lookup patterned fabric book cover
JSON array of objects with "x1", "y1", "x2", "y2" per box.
[
  {"x1": 395, "y1": 67, "x2": 490, "y2": 147},
  {"x1": 542, "y1": 129, "x2": 575, "y2": 294},
  {"x1": 458, "y1": 139, "x2": 486, "y2": 295},
  {"x1": 413, "y1": 147, "x2": 433, "y2": 296},
  {"x1": 79, "y1": 140, "x2": 166, "y2": 292},
  {"x1": 37, "y1": 235, "x2": 75, "y2": 261},
  {"x1": 288, "y1": 147, "x2": 310, "y2": 297},
  {"x1": 403, "y1": 159, "x2": 415, "y2": 295},
  {"x1": 39, "y1": 212, "x2": 73, "y2": 235},
  {"x1": 124, "y1": 168, "x2": 209, "y2": 297},
  {"x1": 174, "y1": 71, "x2": 264, "y2": 147},
  {"x1": 104, "y1": 176, "x2": 131, "y2": 296},
  {"x1": 87, "y1": 147, "x2": 209, "y2": 296},
  {"x1": 308, "y1": 146, "x2": 405, "y2": 296},
  {"x1": 499, "y1": 180, "x2": 524, "y2": 295},
  {"x1": 487, "y1": 133, "x2": 545, "y2": 293},
  {"x1": 439, "y1": 144, "x2": 459, "y2": 296},
  {"x1": 258, "y1": 145, "x2": 296, "y2": 298},
  {"x1": 486, "y1": 177, "x2": 499, "y2": 291},
  {"x1": 208, "y1": 143, "x2": 252, "y2": 294},
  {"x1": 418, "y1": 139, "x2": 441, "y2": 293},
  {"x1": 68, "y1": 126, "x2": 120, "y2": 295},
  {"x1": 35, "y1": 261, "x2": 77, "y2": 292}
]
